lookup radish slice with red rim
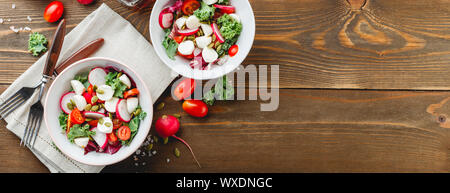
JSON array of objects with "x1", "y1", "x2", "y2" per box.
[
  {"x1": 88, "y1": 67, "x2": 107, "y2": 86},
  {"x1": 116, "y1": 99, "x2": 132, "y2": 122},
  {"x1": 91, "y1": 127, "x2": 108, "y2": 151},
  {"x1": 83, "y1": 111, "x2": 106, "y2": 119},
  {"x1": 159, "y1": 8, "x2": 174, "y2": 29},
  {"x1": 213, "y1": 4, "x2": 236, "y2": 13},
  {"x1": 211, "y1": 23, "x2": 225, "y2": 43},
  {"x1": 60, "y1": 91, "x2": 76, "y2": 114},
  {"x1": 178, "y1": 28, "x2": 199, "y2": 36}
]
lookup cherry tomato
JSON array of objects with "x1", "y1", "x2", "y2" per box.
[
  {"x1": 182, "y1": 0, "x2": 201, "y2": 15},
  {"x1": 83, "y1": 92, "x2": 94, "y2": 105},
  {"x1": 174, "y1": 35, "x2": 185, "y2": 44},
  {"x1": 182, "y1": 100, "x2": 208, "y2": 118},
  {"x1": 70, "y1": 108, "x2": 85, "y2": 125},
  {"x1": 87, "y1": 119, "x2": 98, "y2": 127},
  {"x1": 174, "y1": 78, "x2": 196, "y2": 101},
  {"x1": 177, "y1": 51, "x2": 194, "y2": 59},
  {"x1": 44, "y1": 1, "x2": 64, "y2": 23},
  {"x1": 108, "y1": 132, "x2": 118, "y2": 143},
  {"x1": 87, "y1": 85, "x2": 94, "y2": 96},
  {"x1": 117, "y1": 126, "x2": 131, "y2": 141},
  {"x1": 228, "y1": 45, "x2": 239, "y2": 57},
  {"x1": 112, "y1": 119, "x2": 123, "y2": 130},
  {"x1": 123, "y1": 88, "x2": 139, "y2": 99}
]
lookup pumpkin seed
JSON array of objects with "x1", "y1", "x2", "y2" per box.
[
  {"x1": 156, "y1": 102, "x2": 165, "y2": 110},
  {"x1": 85, "y1": 118, "x2": 93, "y2": 122},
  {"x1": 163, "y1": 137, "x2": 169, "y2": 144},
  {"x1": 212, "y1": 34, "x2": 216, "y2": 42},
  {"x1": 67, "y1": 103, "x2": 74, "y2": 110},
  {"x1": 215, "y1": 41, "x2": 221, "y2": 48},
  {"x1": 147, "y1": 143, "x2": 153, "y2": 151},
  {"x1": 174, "y1": 148, "x2": 181, "y2": 158},
  {"x1": 134, "y1": 108, "x2": 142, "y2": 116},
  {"x1": 99, "y1": 118, "x2": 104, "y2": 125},
  {"x1": 93, "y1": 85, "x2": 98, "y2": 91},
  {"x1": 216, "y1": 44, "x2": 223, "y2": 51},
  {"x1": 208, "y1": 43, "x2": 214, "y2": 48},
  {"x1": 153, "y1": 136, "x2": 159, "y2": 143},
  {"x1": 91, "y1": 96, "x2": 99, "y2": 104},
  {"x1": 104, "y1": 122, "x2": 112, "y2": 127},
  {"x1": 109, "y1": 113, "x2": 113, "y2": 120},
  {"x1": 116, "y1": 72, "x2": 123, "y2": 79},
  {"x1": 172, "y1": 113, "x2": 181, "y2": 118},
  {"x1": 84, "y1": 104, "x2": 92, "y2": 111},
  {"x1": 97, "y1": 89, "x2": 105, "y2": 94},
  {"x1": 91, "y1": 105, "x2": 99, "y2": 112}
]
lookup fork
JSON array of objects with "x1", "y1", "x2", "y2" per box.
[
  {"x1": 0, "y1": 86, "x2": 36, "y2": 120},
  {"x1": 20, "y1": 19, "x2": 66, "y2": 148}
]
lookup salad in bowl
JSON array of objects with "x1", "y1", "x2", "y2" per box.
[
  {"x1": 150, "y1": 0, "x2": 255, "y2": 80},
  {"x1": 45, "y1": 57, "x2": 152, "y2": 166}
]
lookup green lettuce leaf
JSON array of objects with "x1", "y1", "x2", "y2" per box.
[{"x1": 67, "y1": 124, "x2": 95, "y2": 143}]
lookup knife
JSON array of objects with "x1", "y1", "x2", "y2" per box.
[
  {"x1": 43, "y1": 19, "x2": 66, "y2": 78},
  {"x1": 53, "y1": 38, "x2": 105, "y2": 76}
]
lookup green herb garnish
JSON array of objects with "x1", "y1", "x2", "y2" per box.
[{"x1": 28, "y1": 32, "x2": 48, "y2": 57}]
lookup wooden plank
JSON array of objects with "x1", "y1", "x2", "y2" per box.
[
  {"x1": 102, "y1": 88, "x2": 450, "y2": 173},
  {"x1": 1, "y1": 0, "x2": 450, "y2": 89}
]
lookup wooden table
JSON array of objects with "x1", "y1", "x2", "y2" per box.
[{"x1": 0, "y1": 0, "x2": 449, "y2": 173}]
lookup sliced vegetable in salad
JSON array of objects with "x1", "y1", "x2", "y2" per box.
[
  {"x1": 59, "y1": 67, "x2": 147, "y2": 155},
  {"x1": 159, "y1": 0, "x2": 242, "y2": 70}
]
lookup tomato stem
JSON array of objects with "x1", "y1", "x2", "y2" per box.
[{"x1": 172, "y1": 135, "x2": 201, "y2": 168}]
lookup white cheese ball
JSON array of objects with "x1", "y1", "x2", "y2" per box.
[
  {"x1": 195, "y1": 36, "x2": 212, "y2": 49},
  {"x1": 200, "y1": 24, "x2": 213, "y2": 36},
  {"x1": 178, "y1": 40, "x2": 195, "y2": 56},
  {"x1": 175, "y1": 17, "x2": 187, "y2": 29},
  {"x1": 186, "y1": 15, "x2": 201, "y2": 29},
  {"x1": 202, "y1": 47, "x2": 219, "y2": 63}
]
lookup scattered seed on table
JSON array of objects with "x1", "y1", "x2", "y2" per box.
[
  {"x1": 174, "y1": 148, "x2": 181, "y2": 158},
  {"x1": 156, "y1": 102, "x2": 165, "y2": 110},
  {"x1": 166, "y1": 158, "x2": 170, "y2": 163},
  {"x1": 134, "y1": 163, "x2": 139, "y2": 166},
  {"x1": 135, "y1": 149, "x2": 141, "y2": 155},
  {"x1": 152, "y1": 150, "x2": 157, "y2": 155},
  {"x1": 163, "y1": 137, "x2": 169, "y2": 144}
]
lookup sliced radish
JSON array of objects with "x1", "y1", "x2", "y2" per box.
[
  {"x1": 178, "y1": 40, "x2": 195, "y2": 56},
  {"x1": 202, "y1": 47, "x2": 219, "y2": 63},
  {"x1": 116, "y1": 99, "x2": 132, "y2": 122},
  {"x1": 127, "y1": 97, "x2": 139, "y2": 114},
  {"x1": 178, "y1": 28, "x2": 199, "y2": 36},
  {"x1": 83, "y1": 111, "x2": 106, "y2": 119},
  {"x1": 96, "y1": 85, "x2": 114, "y2": 101},
  {"x1": 98, "y1": 108, "x2": 106, "y2": 114},
  {"x1": 73, "y1": 95, "x2": 87, "y2": 111},
  {"x1": 200, "y1": 24, "x2": 213, "y2": 36},
  {"x1": 211, "y1": 23, "x2": 225, "y2": 43},
  {"x1": 195, "y1": 36, "x2": 212, "y2": 49},
  {"x1": 74, "y1": 137, "x2": 89, "y2": 148},
  {"x1": 159, "y1": 8, "x2": 173, "y2": 29},
  {"x1": 97, "y1": 117, "x2": 113, "y2": 134},
  {"x1": 119, "y1": 74, "x2": 131, "y2": 89},
  {"x1": 105, "y1": 97, "x2": 119, "y2": 113},
  {"x1": 60, "y1": 91, "x2": 76, "y2": 114},
  {"x1": 70, "y1": 80, "x2": 85, "y2": 95},
  {"x1": 186, "y1": 15, "x2": 201, "y2": 29},
  {"x1": 88, "y1": 67, "x2": 107, "y2": 86},
  {"x1": 91, "y1": 127, "x2": 108, "y2": 151},
  {"x1": 213, "y1": 4, "x2": 236, "y2": 13}
]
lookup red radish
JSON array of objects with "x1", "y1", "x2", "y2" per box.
[
  {"x1": 77, "y1": 0, "x2": 95, "y2": 5},
  {"x1": 116, "y1": 99, "x2": 131, "y2": 122},
  {"x1": 213, "y1": 4, "x2": 236, "y2": 14},
  {"x1": 88, "y1": 67, "x2": 107, "y2": 86},
  {"x1": 155, "y1": 115, "x2": 201, "y2": 168},
  {"x1": 83, "y1": 92, "x2": 94, "y2": 105},
  {"x1": 178, "y1": 27, "x2": 199, "y2": 36},
  {"x1": 60, "y1": 91, "x2": 76, "y2": 114},
  {"x1": 211, "y1": 23, "x2": 225, "y2": 43},
  {"x1": 83, "y1": 111, "x2": 106, "y2": 119},
  {"x1": 159, "y1": 8, "x2": 174, "y2": 29},
  {"x1": 91, "y1": 127, "x2": 108, "y2": 151}
]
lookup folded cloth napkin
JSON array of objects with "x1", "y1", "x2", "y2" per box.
[{"x1": 0, "y1": 3, "x2": 177, "y2": 173}]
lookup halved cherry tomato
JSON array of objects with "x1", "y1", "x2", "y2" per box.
[
  {"x1": 87, "y1": 119, "x2": 98, "y2": 127},
  {"x1": 174, "y1": 35, "x2": 185, "y2": 44},
  {"x1": 112, "y1": 119, "x2": 123, "y2": 130},
  {"x1": 174, "y1": 78, "x2": 197, "y2": 101},
  {"x1": 182, "y1": 100, "x2": 208, "y2": 118},
  {"x1": 228, "y1": 45, "x2": 239, "y2": 57},
  {"x1": 44, "y1": 1, "x2": 64, "y2": 23},
  {"x1": 108, "y1": 132, "x2": 118, "y2": 143},
  {"x1": 182, "y1": 0, "x2": 200, "y2": 15},
  {"x1": 117, "y1": 126, "x2": 131, "y2": 141},
  {"x1": 70, "y1": 108, "x2": 85, "y2": 125},
  {"x1": 177, "y1": 51, "x2": 194, "y2": 59},
  {"x1": 123, "y1": 88, "x2": 139, "y2": 99},
  {"x1": 87, "y1": 85, "x2": 94, "y2": 96}
]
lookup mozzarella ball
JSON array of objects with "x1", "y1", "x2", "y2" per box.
[
  {"x1": 178, "y1": 40, "x2": 195, "y2": 56},
  {"x1": 195, "y1": 36, "x2": 212, "y2": 49},
  {"x1": 202, "y1": 47, "x2": 219, "y2": 63},
  {"x1": 186, "y1": 15, "x2": 201, "y2": 29}
]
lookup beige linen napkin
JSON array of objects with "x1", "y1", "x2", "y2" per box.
[{"x1": 0, "y1": 3, "x2": 177, "y2": 173}]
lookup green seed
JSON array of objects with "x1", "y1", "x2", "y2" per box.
[
  {"x1": 134, "y1": 108, "x2": 142, "y2": 116},
  {"x1": 99, "y1": 118, "x2": 104, "y2": 125},
  {"x1": 156, "y1": 102, "x2": 165, "y2": 110},
  {"x1": 174, "y1": 148, "x2": 181, "y2": 158},
  {"x1": 93, "y1": 85, "x2": 98, "y2": 91},
  {"x1": 97, "y1": 89, "x2": 104, "y2": 94},
  {"x1": 212, "y1": 34, "x2": 216, "y2": 42},
  {"x1": 109, "y1": 113, "x2": 113, "y2": 120},
  {"x1": 84, "y1": 104, "x2": 92, "y2": 111},
  {"x1": 173, "y1": 114, "x2": 181, "y2": 118},
  {"x1": 91, "y1": 96, "x2": 98, "y2": 104},
  {"x1": 216, "y1": 44, "x2": 223, "y2": 52},
  {"x1": 85, "y1": 118, "x2": 93, "y2": 122},
  {"x1": 91, "y1": 105, "x2": 99, "y2": 112},
  {"x1": 163, "y1": 137, "x2": 169, "y2": 145},
  {"x1": 67, "y1": 103, "x2": 74, "y2": 110},
  {"x1": 117, "y1": 72, "x2": 123, "y2": 79},
  {"x1": 147, "y1": 143, "x2": 153, "y2": 151},
  {"x1": 104, "y1": 122, "x2": 112, "y2": 127},
  {"x1": 208, "y1": 43, "x2": 214, "y2": 48},
  {"x1": 153, "y1": 136, "x2": 159, "y2": 143}
]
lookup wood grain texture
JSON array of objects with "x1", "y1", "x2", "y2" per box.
[{"x1": 0, "y1": 0, "x2": 450, "y2": 89}]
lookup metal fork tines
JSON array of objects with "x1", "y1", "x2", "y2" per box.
[
  {"x1": 0, "y1": 87, "x2": 36, "y2": 120},
  {"x1": 20, "y1": 83, "x2": 45, "y2": 148}
]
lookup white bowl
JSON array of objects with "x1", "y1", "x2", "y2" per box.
[
  {"x1": 44, "y1": 57, "x2": 153, "y2": 166},
  {"x1": 150, "y1": 0, "x2": 255, "y2": 80}
]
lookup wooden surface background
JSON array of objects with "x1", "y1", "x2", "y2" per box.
[{"x1": 0, "y1": 0, "x2": 450, "y2": 173}]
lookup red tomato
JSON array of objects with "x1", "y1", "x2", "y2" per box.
[
  {"x1": 173, "y1": 36, "x2": 185, "y2": 44},
  {"x1": 228, "y1": 45, "x2": 239, "y2": 57},
  {"x1": 87, "y1": 119, "x2": 98, "y2": 127},
  {"x1": 123, "y1": 88, "x2": 139, "y2": 99},
  {"x1": 112, "y1": 119, "x2": 123, "y2": 130},
  {"x1": 87, "y1": 85, "x2": 94, "y2": 96},
  {"x1": 174, "y1": 78, "x2": 196, "y2": 101},
  {"x1": 44, "y1": 1, "x2": 64, "y2": 23},
  {"x1": 117, "y1": 126, "x2": 131, "y2": 141},
  {"x1": 182, "y1": 0, "x2": 201, "y2": 15},
  {"x1": 83, "y1": 92, "x2": 93, "y2": 105},
  {"x1": 108, "y1": 132, "x2": 118, "y2": 143},
  {"x1": 177, "y1": 51, "x2": 194, "y2": 59},
  {"x1": 182, "y1": 100, "x2": 208, "y2": 118},
  {"x1": 70, "y1": 108, "x2": 85, "y2": 125}
]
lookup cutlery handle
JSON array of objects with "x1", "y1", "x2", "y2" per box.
[
  {"x1": 43, "y1": 19, "x2": 66, "y2": 77},
  {"x1": 54, "y1": 38, "x2": 105, "y2": 75}
]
